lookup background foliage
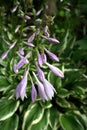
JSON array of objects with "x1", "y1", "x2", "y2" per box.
[{"x1": 0, "y1": 0, "x2": 87, "y2": 130}]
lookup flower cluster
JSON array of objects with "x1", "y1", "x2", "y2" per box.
[{"x1": 1, "y1": 9, "x2": 64, "y2": 102}]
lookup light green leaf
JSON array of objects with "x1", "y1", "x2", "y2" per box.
[
  {"x1": 0, "y1": 114, "x2": 19, "y2": 130},
  {"x1": 0, "y1": 99, "x2": 19, "y2": 121},
  {"x1": 22, "y1": 102, "x2": 44, "y2": 130},
  {"x1": 59, "y1": 114, "x2": 84, "y2": 130},
  {"x1": 0, "y1": 59, "x2": 7, "y2": 67},
  {"x1": 7, "y1": 32, "x2": 13, "y2": 40}
]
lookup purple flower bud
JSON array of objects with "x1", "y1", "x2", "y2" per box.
[
  {"x1": 28, "y1": 33, "x2": 35, "y2": 43},
  {"x1": 43, "y1": 25, "x2": 50, "y2": 37},
  {"x1": 35, "y1": 29, "x2": 40, "y2": 35},
  {"x1": 37, "y1": 66, "x2": 45, "y2": 81},
  {"x1": 15, "y1": 25, "x2": 20, "y2": 33},
  {"x1": 36, "y1": 9, "x2": 42, "y2": 16},
  {"x1": 42, "y1": 35, "x2": 60, "y2": 44},
  {"x1": 41, "y1": 53, "x2": 47, "y2": 63},
  {"x1": 26, "y1": 42, "x2": 35, "y2": 47},
  {"x1": 38, "y1": 52, "x2": 43, "y2": 67},
  {"x1": 22, "y1": 33, "x2": 27, "y2": 37},
  {"x1": 36, "y1": 19, "x2": 42, "y2": 24},
  {"x1": 47, "y1": 37, "x2": 60, "y2": 44},
  {"x1": 15, "y1": 69, "x2": 28, "y2": 100},
  {"x1": 17, "y1": 57, "x2": 29, "y2": 70},
  {"x1": 44, "y1": 32, "x2": 50, "y2": 37},
  {"x1": 30, "y1": 75, "x2": 37, "y2": 102},
  {"x1": 11, "y1": 6, "x2": 18, "y2": 13},
  {"x1": 9, "y1": 41, "x2": 17, "y2": 49},
  {"x1": 19, "y1": 48, "x2": 24, "y2": 55},
  {"x1": 31, "y1": 83, "x2": 37, "y2": 102},
  {"x1": 45, "y1": 48, "x2": 59, "y2": 62},
  {"x1": 1, "y1": 50, "x2": 9, "y2": 60},
  {"x1": 33, "y1": 72, "x2": 48, "y2": 101},
  {"x1": 46, "y1": 62, "x2": 64, "y2": 78},
  {"x1": 13, "y1": 62, "x2": 18, "y2": 73},
  {"x1": 44, "y1": 25, "x2": 48, "y2": 33},
  {"x1": 25, "y1": 15, "x2": 31, "y2": 20}
]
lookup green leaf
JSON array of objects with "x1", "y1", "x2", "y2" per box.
[
  {"x1": 7, "y1": 32, "x2": 13, "y2": 40},
  {"x1": 57, "y1": 88, "x2": 71, "y2": 98},
  {"x1": 0, "y1": 114, "x2": 19, "y2": 130},
  {"x1": 0, "y1": 76, "x2": 9, "y2": 91},
  {"x1": 22, "y1": 102, "x2": 44, "y2": 130},
  {"x1": 49, "y1": 108, "x2": 59, "y2": 130},
  {"x1": 76, "y1": 38, "x2": 87, "y2": 50},
  {"x1": 73, "y1": 86, "x2": 85, "y2": 95},
  {"x1": 0, "y1": 99, "x2": 19, "y2": 121},
  {"x1": 0, "y1": 59, "x2": 7, "y2": 67},
  {"x1": 56, "y1": 97, "x2": 71, "y2": 108},
  {"x1": 74, "y1": 112, "x2": 87, "y2": 130},
  {"x1": 40, "y1": 101, "x2": 52, "y2": 109},
  {"x1": 48, "y1": 71, "x2": 62, "y2": 89},
  {"x1": 59, "y1": 114, "x2": 84, "y2": 130},
  {"x1": 30, "y1": 109, "x2": 49, "y2": 130}
]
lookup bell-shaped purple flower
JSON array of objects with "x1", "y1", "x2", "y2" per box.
[
  {"x1": 33, "y1": 72, "x2": 48, "y2": 101},
  {"x1": 42, "y1": 79, "x2": 56, "y2": 99},
  {"x1": 46, "y1": 62, "x2": 64, "y2": 78},
  {"x1": 15, "y1": 69, "x2": 28, "y2": 100},
  {"x1": 45, "y1": 48, "x2": 59, "y2": 62},
  {"x1": 37, "y1": 66, "x2": 56, "y2": 100}
]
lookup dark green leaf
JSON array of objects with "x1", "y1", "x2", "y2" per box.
[
  {"x1": 76, "y1": 38, "x2": 87, "y2": 50},
  {"x1": 49, "y1": 108, "x2": 59, "y2": 129},
  {"x1": 0, "y1": 114, "x2": 19, "y2": 130},
  {"x1": 59, "y1": 114, "x2": 84, "y2": 130},
  {"x1": 0, "y1": 76, "x2": 9, "y2": 91}
]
